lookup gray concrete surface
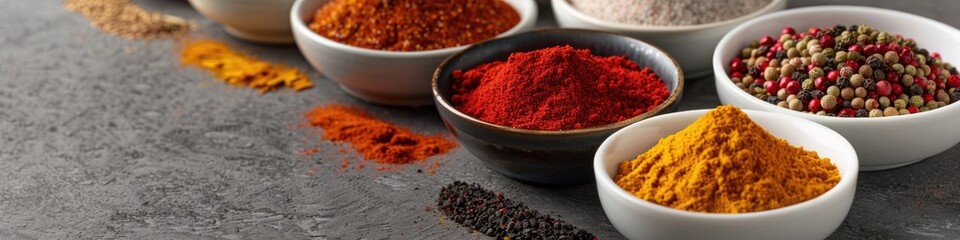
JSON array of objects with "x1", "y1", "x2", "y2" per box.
[{"x1": 1, "y1": 0, "x2": 958, "y2": 239}]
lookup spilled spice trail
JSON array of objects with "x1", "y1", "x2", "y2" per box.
[
  {"x1": 438, "y1": 181, "x2": 597, "y2": 240},
  {"x1": 181, "y1": 40, "x2": 314, "y2": 93},
  {"x1": 65, "y1": 0, "x2": 195, "y2": 40},
  {"x1": 304, "y1": 105, "x2": 456, "y2": 164}
]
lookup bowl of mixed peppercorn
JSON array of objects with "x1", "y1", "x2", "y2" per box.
[
  {"x1": 714, "y1": 6, "x2": 960, "y2": 170},
  {"x1": 291, "y1": 0, "x2": 537, "y2": 106}
]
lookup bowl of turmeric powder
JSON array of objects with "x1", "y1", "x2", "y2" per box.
[
  {"x1": 291, "y1": 0, "x2": 537, "y2": 106},
  {"x1": 594, "y1": 106, "x2": 858, "y2": 240}
]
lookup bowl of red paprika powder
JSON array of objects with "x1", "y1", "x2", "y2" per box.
[
  {"x1": 290, "y1": 0, "x2": 537, "y2": 106},
  {"x1": 433, "y1": 29, "x2": 684, "y2": 185}
]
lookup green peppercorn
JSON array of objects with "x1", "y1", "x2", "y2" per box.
[
  {"x1": 809, "y1": 67, "x2": 825, "y2": 79},
  {"x1": 847, "y1": 50, "x2": 862, "y2": 62},
  {"x1": 877, "y1": 32, "x2": 892, "y2": 43},
  {"x1": 764, "y1": 67, "x2": 778, "y2": 81},
  {"x1": 879, "y1": 96, "x2": 892, "y2": 108},
  {"x1": 898, "y1": 94, "x2": 909, "y2": 102},
  {"x1": 850, "y1": 74, "x2": 864, "y2": 87},
  {"x1": 821, "y1": 95, "x2": 838, "y2": 109},
  {"x1": 869, "y1": 108, "x2": 883, "y2": 117},
  {"x1": 783, "y1": 39, "x2": 795, "y2": 49},
  {"x1": 822, "y1": 48, "x2": 836, "y2": 59},
  {"x1": 865, "y1": 98, "x2": 879, "y2": 110},
  {"x1": 811, "y1": 53, "x2": 827, "y2": 66},
  {"x1": 910, "y1": 95, "x2": 924, "y2": 107},
  {"x1": 837, "y1": 66, "x2": 851, "y2": 77},
  {"x1": 854, "y1": 87, "x2": 867, "y2": 98},
  {"x1": 902, "y1": 74, "x2": 914, "y2": 86},
  {"x1": 835, "y1": 51, "x2": 848, "y2": 62},
  {"x1": 797, "y1": 39, "x2": 809, "y2": 51},
  {"x1": 817, "y1": 110, "x2": 828, "y2": 116},
  {"x1": 802, "y1": 79, "x2": 815, "y2": 91},
  {"x1": 905, "y1": 65, "x2": 917, "y2": 76},
  {"x1": 926, "y1": 100, "x2": 939, "y2": 110},
  {"x1": 894, "y1": 99, "x2": 907, "y2": 110},
  {"x1": 883, "y1": 107, "x2": 899, "y2": 116},
  {"x1": 779, "y1": 34, "x2": 792, "y2": 43},
  {"x1": 892, "y1": 64, "x2": 904, "y2": 74},
  {"x1": 916, "y1": 54, "x2": 927, "y2": 66},
  {"x1": 827, "y1": 86, "x2": 841, "y2": 97}
]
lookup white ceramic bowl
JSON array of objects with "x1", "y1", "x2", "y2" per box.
[
  {"x1": 595, "y1": 109, "x2": 858, "y2": 240},
  {"x1": 291, "y1": 0, "x2": 537, "y2": 106},
  {"x1": 553, "y1": 0, "x2": 786, "y2": 78},
  {"x1": 714, "y1": 6, "x2": 960, "y2": 170},
  {"x1": 189, "y1": 0, "x2": 297, "y2": 44}
]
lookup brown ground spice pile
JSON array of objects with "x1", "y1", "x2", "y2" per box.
[{"x1": 65, "y1": 0, "x2": 195, "y2": 40}]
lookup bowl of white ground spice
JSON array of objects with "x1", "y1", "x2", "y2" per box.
[{"x1": 553, "y1": 0, "x2": 786, "y2": 78}]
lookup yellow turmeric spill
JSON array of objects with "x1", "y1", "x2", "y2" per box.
[
  {"x1": 181, "y1": 40, "x2": 313, "y2": 93},
  {"x1": 614, "y1": 105, "x2": 840, "y2": 213}
]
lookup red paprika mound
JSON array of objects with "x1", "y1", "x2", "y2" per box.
[
  {"x1": 305, "y1": 105, "x2": 457, "y2": 164},
  {"x1": 450, "y1": 45, "x2": 670, "y2": 131}
]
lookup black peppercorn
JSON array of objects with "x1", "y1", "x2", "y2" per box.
[
  {"x1": 908, "y1": 84, "x2": 923, "y2": 95},
  {"x1": 864, "y1": 78, "x2": 877, "y2": 91},
  {"x1": 438, "y1": 181, "x2": 596, "y2": 240},
  {"x1": 856, "y1": 109, "x2": 869, "y2": 117}
]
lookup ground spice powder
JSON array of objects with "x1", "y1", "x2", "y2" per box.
[
  {"x1": 452, "y1": 45, "x2": 669, "y2": 130},
  {"x1": 304, "y1": 105, "x2": 456, "y2": 164},
  {"x1": 65, "y1": 0, "x2": 195, "y2": 40},
  {"x1": 181, "y1": 40, "x2": 314, "y2": 93},
  {"x1": 614, "y1": 105, "x2": 840, "y2": 213},
  {"x1": 438, "y1": 181, "x2": 596, "y2": 240},
  {"x1": 308, "y1": 0, "x2": 520, "y2": 51}
]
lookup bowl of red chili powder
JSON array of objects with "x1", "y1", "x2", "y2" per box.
[
  {"x1": 433, "y1": 29, "x2": 684, "y2": 185},
  {"x1": 291, "y1": 0, "x2": 537, "y2": 106}
]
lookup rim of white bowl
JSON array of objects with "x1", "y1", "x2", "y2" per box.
[
  {"x1": 713, "y1": 5, "x2": 960, "y2": 124},
  {"x1": 553, "y1": 0, "x2": 786, "y2": 32},
  {"x1": 289, "y1": 0, "x2": 537, "y2": 58},
  {"x1": 594, "y1": 109, "x2": 859, "y2": 218}
]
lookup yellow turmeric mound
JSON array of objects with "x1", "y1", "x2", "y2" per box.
[
  {"x1": 181, "y1": 40, "x2": 313, "y2": 93},
  {"x1": 614, "y1": 105, "x2": 840, "y2": 213}
]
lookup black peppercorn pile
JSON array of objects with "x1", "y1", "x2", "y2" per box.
[{"x1": 438, "y1": 181, "x2": 597, "y2": 240}]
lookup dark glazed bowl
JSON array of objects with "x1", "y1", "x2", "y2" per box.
[{"x1": 432, "y1": 29, "x2": 684, "y2": 185}]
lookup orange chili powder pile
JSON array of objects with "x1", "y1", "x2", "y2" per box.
[
  {"x1": 308, "y1": 0, "x2": 520, "y2": 51},
  {"x1": 304, "y1": 105, "x2": 457, "y2": 164}
]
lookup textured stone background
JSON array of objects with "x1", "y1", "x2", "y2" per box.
[{"x1": 1, "y1": 0, "x2": 958, "y2": 239}]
